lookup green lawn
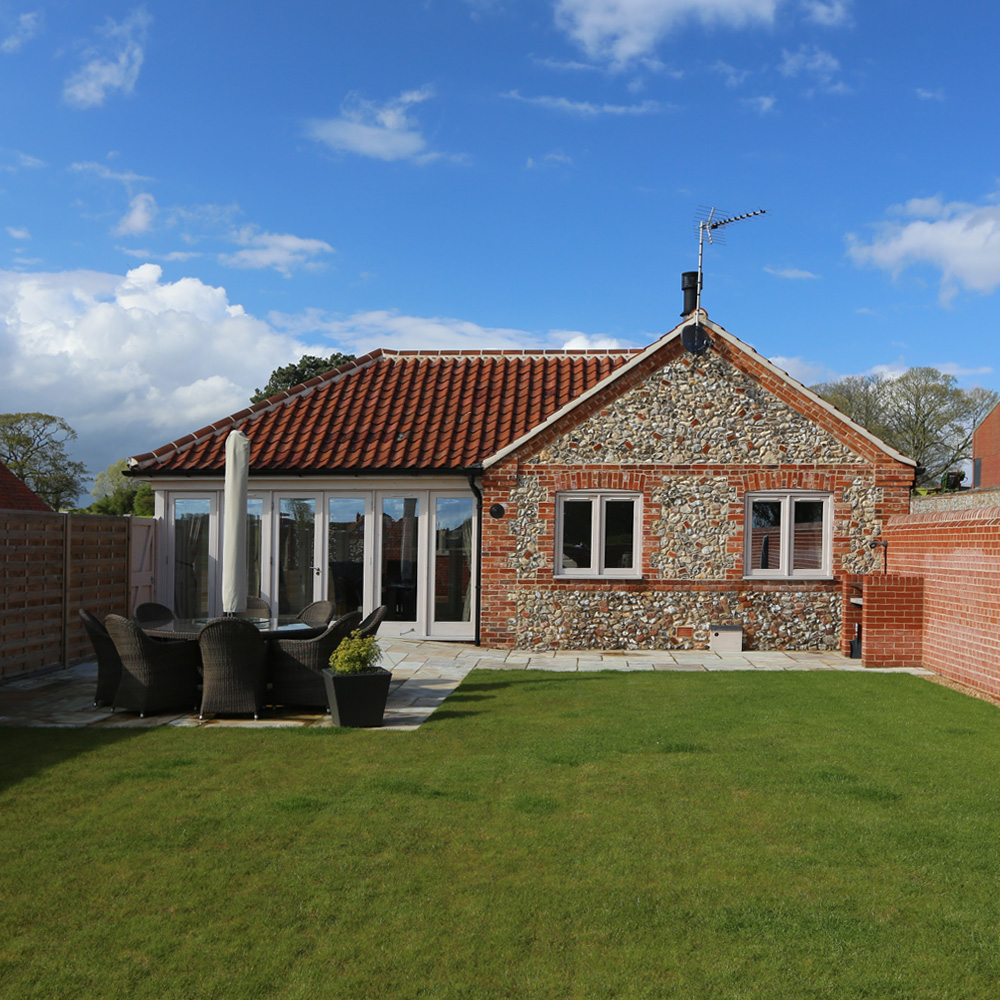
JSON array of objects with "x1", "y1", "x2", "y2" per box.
[{"x1": 2, "y1": 670, "x2": 1000, "y2": 999}]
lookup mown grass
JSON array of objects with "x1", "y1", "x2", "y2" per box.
[{"x1": 2, "y1": 670, "x2": 1000, "y2": 999}]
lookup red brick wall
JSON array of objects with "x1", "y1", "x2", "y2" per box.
[
  {"x1": 884, "y1": 507, "x2": 1000, "y2": 697},
  {"x1": 973, "y1": 402, "x2": 1000, "y2": 489},
  {"x1": 859, "y1": 573, "x2": 924, "y2": 668}
]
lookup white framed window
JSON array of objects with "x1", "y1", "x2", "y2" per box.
[
  {"x1": 555, "y1": 492, "x2": 641, "y2": 578},
  {"x1": 744, "y1": 492, "x2": 833, "y2": 579}
]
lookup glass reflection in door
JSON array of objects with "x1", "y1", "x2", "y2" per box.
[
  {"x1": 277, "y1": 498, "x2": 316, "y2": 615},
  {"x1": 173, "y1": 498, "x2": 211, "y2": 618},
  {"x1": 434, "y1": 497, "x2": 474, "y2": 622},
  {"x1": 381, "y1": 497, "x2": 419, "y2": 621},
  {"x1": 246, "y1": 499, "x2": 263, "y2": 601},
  {"x1": 328, "y1": 497, "x2": 366, "y2": 616}
]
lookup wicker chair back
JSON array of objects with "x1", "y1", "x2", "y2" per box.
[
  {"x1": 268, "y1": 611, "x2": 362, "y2": 707},
  {"x1": 198, "y1": 617, "x2": 268, "y2": 719},
  {"x1": 105, "y1": 614, "x2": 201, "y2": 717},
  {"x1": 79, "y1": 608, "x2": 124, "y2": 707}
]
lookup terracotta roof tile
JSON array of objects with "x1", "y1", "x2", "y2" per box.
[
  {"x1": 130, "y1": 348, "x2": 639, "y2": 475},
  {"x1": 0, "y1": 461, "x2": 53, "y2": 511}
]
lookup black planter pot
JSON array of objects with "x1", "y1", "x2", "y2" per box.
[{"x1": 323, "y1": 667, "x2": 392, "y2": 727}]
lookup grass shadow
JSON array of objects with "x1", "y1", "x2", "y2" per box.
[{"x1": 0, "y1": 727, "x2": 148, "y2": 794}]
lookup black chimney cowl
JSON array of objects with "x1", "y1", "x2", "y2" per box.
[{"x1": 681, "y1": 271, "x2": 700, "y2": 316}]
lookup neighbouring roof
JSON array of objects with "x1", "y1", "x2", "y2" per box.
[
  {"x1": 0, "y1": 461, "x2": 53, "y2": 512},
  {"x1": 129, "y1": 347, "x2": 641, "y2": 475}
]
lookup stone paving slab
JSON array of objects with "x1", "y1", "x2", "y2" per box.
[{"x1": 0, "y1": 638, "x2": 938, "y2": 731}]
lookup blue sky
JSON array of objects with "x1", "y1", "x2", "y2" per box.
[{"x1": 1, "y1": 0, "x2": 998, "y2": 494}]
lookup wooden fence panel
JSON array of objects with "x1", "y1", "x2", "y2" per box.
[{"x1": 0, "y1": 511, "x2": 152, "y2": 680}]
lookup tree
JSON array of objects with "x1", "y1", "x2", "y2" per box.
[
  {"x1": 811, "y1": 369, "x2": 999, "y2": 485},
  {"x1": 84, "y1": 458, "x2": 155, "y2": 516},
  {"x1": 251, "y1": 353, "x2": 355, "y2": 404},
  {"x1": 0, "y1": 413, "x2": 88, "y2": 510}
]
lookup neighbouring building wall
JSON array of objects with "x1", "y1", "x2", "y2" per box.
[
  {"x1": 880, "y1": 506, "x2": 1000, "y2": 699},
  {"x1": 479, "y1": 346, "x2": 913, "y2": 650},
  {"x1": 973, "y1": 401, "x2": 1000, "y2": 489}
]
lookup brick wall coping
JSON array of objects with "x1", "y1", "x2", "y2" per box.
[{"x1": 890, "y1": 505, "x2": 1000, "y2": 528}]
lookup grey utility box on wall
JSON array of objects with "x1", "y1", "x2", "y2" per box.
[{"x1": 709, "y1": 625, "x2": 743, "y2": 653}]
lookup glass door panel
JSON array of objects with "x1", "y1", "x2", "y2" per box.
[
  {"x1": 172, "y1": 498, "x2": 211, "y2": 617},
  {"x1": 433, "y1": 497, "x2": 474, "y2": 623},
  {"x1": 276, "y1": 497, "x2": 317, "y2": 615},
  {"x1": 328, "y1": 497, "x2": 366, "y2": 617},
  {"x1": 246, "y1": 498, "x2": 263, "y2": 601},
  {"x1": 381, "y1": 497, "x2": 419, "y2": 622}
]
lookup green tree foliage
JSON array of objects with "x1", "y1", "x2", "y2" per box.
[
  {"x1": 84, "y1": 458, "x2": 155, "y2": 516},
  {"x1": 0, "y1": 412, "x2": 88, "y2": 510},
  {"x1": 811, "y1": 368, "x2": 999, "y2": 485},
  {"x1": 250, "y1": 353, "x2": 355, "y2": 404}
]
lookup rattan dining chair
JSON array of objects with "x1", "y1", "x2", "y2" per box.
[
  {"x1": 105, "y1": 614, "x2": 201, "y2": 718},
  {"x1": 132, "y1": 602, "x2": 176, "y2": 627},
  {"x1": 296, "y1": 600, "x2": 336, "y2": 628},
  {"x1": 198, "y1": 617, "x2": 268, "y2": 719},
  {"x1": 268, "y1": 611, "x2": 361, "y2": 708},
  {"x1": 355, "y1": 605, "x2": 387, "y2": 639},
  {"x1": 243, "y1": 596, "x2": 271, "y2": 618},
  {"x1": 79, "y1": 608, "x2": 124, "y2": 707}
]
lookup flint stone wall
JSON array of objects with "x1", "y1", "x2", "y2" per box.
[
  {"x1": 535, "y1": 353, "x2": 858, "y2": 467},
  {"x1": 478, "y1": 345, "x2": 911, "y2": 651},
  {"x1": 510, "y1": 587, "x2": 842, "y2": 651}
]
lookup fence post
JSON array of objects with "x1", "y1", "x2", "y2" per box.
[{"x1": 61, "y1": 512, "x2": 71, "y2": 668}]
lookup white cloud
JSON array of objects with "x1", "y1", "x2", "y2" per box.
[
  {"x1": 6, "y1": 226, "x2": 29, "y2": 240},
  {"x1": 741, "y1": 95, "x2": 776, "y2": 114},
  {"x1": 503, "y1": 89, "x2": 664, "y2": 115},
  {"x1": 119, "y1": 247, "x2": 202, "y2": 262},
  {"x1": 305, "y1": 86, "x2": 457, "y2": 164},
  {"x1": 764, "y1": 266, "x2": 819, "y2": 279},
  {"x1": 526, "y1": 151, "x2": 575, "y2": 168},
  {"x1": 554, "y1": 0, "x2": 777, "y2": 67},
  {"x1": 778, "y1": 44, "x2": 847, "y2": 92},
  {"x1": 712, "y1": 60, "x2": 749, "y2": 87},
  {"x1": 114, "y1": 193, "x2": 157, "y2": 235},
  {"x1": 270, "y1": 308, "x2": 539, "y2": 355},
  {"x1": 769, "y1": 355, "x2": 838, "y2": 385},
  {"x1": 801, "y1": 0, "x2": 851, "y2": 26},
  {"x1": 848, "y1": 196, "x2": 1000, "y2": 303},
  {"x1": 1, "y1": 11, "x2": 41, "y2": 54},
  {"x1": 916, "y1": 88, "x2": 945, "y2": 101},
  {"x1": 70, "y1": 161, "x2": 152, "y2": 186},
  {"x1": 63, "y1": 8, "x2": 150, "y2": 109},
  {"x1": 219, "y1": 226, "x2": 334, "y2": 276},
  {"x1": 560, "y1": 332, "x2": 628, "y2": 349},
  {"x1": 0, "y1": 265, "x2": 326, "y2": 474}
]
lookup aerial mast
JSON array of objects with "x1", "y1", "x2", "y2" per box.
[{"x1": 681, "y1": 206, "x2": 766, "y2": 355}]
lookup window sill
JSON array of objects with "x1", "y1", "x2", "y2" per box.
[
  {"x1": 553, "y1": 574, "x2": 645, "y2": 582},
  {"x1": 742, "y1": 575, "x2": 836, "y2": 582}
]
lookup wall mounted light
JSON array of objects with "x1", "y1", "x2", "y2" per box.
[{"x1": 489, "y1": 504, "x2": 506, "y2": 519}]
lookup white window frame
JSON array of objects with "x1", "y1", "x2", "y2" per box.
[
  {"x1": 744, "y1": 491, "x2": 833, "y2": 580},
  {"x1": 554, "y1": 491, "x2": 642, "y2": 579}
]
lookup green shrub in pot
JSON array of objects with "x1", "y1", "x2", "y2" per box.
[{"x1": 329, "y1": 630, "x2": 382, "y2": 675}]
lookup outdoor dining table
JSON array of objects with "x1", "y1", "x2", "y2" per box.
[{"x1": 141, "y1": 616, "x2": 315, "y2": 641}]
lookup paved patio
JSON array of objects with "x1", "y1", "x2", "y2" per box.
[{"x1": 0, "y1": 639, "x2": 935, "y2": 731}]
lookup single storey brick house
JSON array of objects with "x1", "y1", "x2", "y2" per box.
[{"x1": 129, "y1": 313, "x2": 915, "y2": 650}]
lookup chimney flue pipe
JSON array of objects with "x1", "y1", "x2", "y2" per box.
[{"x1": 681, "y1": 271, "x2": 700, "y2": 316}]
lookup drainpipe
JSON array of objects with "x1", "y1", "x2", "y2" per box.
[{"x1": 466, "y1": 466, "x2": 484, "y2": 646}]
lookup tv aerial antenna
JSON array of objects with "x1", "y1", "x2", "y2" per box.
[{"x1": 682, "y1": 205, "x2": 766, "y2": 355}]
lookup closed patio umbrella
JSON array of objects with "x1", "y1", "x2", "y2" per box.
[{"x1": 222, "y1": 429, "x2": 250, "y2": 615}]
